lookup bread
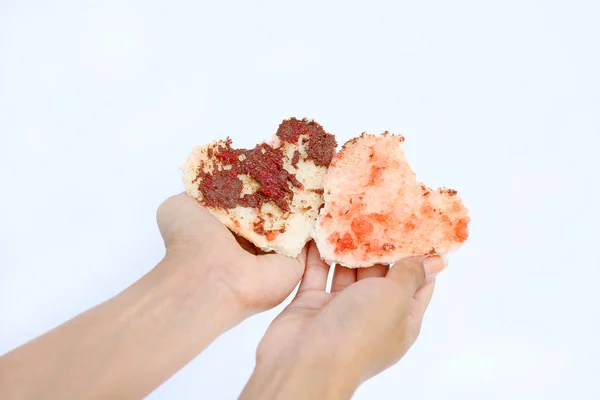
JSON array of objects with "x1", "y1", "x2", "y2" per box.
[
  {"x1": 313, "y1": 133, "x2": 470, "y2": 268},
  {"x1": 181, "y1": 118, "x2": 337, "y2": 257}
]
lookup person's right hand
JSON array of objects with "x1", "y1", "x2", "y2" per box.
[{"x1": 240, "y1": 242, "x2": 446, "y2": 400}]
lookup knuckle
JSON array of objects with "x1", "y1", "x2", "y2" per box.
[
  {"x1": 392, "y1": 261, "x2": 425, "y2": 288},
  {"x1": 408, "y1": 263, "x2": 425, "y2": 284}
]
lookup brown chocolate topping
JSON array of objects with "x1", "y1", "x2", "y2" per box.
[
  {"x1": 291, "y1": 151, "x2": 300, "y2": 168},
  {"x1": 304, "y1": 126, "x2": 337, "y2": 167},
  {"x1": 197, "y1": 141, "x2": 300, "y2": 212},
  {"x1": 276, "y1": 117, "x2": 309, "y2": 143},
  {"x1": 198, "y1": 169, "x2": 244, "y2": 209},
  {"x1": 197, "y1": 118, "x2": 335, "y2": 217},
  {"x1": 276, "y1": 118, "x2": 337, "y2": 167}
]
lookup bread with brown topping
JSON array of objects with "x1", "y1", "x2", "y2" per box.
[{"x1": 181, "y1": 118, "x2": 336, "y2": 257}]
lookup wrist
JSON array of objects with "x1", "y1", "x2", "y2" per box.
[
  {"x1": 146, "y1": 252, "x2": 249, "y2": 333},
  {"x1": 241, "y1": 346, "x2": 360, "y2": 400}
]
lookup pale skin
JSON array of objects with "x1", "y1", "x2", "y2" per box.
[{"x1": 0, "y1": 193, "x2": 446, "y2": 399}]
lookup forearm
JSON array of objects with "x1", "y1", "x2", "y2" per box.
[
  {"x1": 0, "y1": 255, "x2": 244, "y2": 399},
  {"x1": 240, "y1": 351, "x2": 360, "y2": 400}
]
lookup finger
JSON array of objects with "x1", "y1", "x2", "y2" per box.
[
  {"x1": 410, "y1": 279, "x2": 436, "y2": 321},
  {"x1": 357, "y1": 264, "x2": 389, "y2": 281},
  {"x1": 296, "y1": 242, "x2": 309, "y2": 268},
  {"x1": 298, "y1": 242, "x2": 331, "y2": 293},
  {"x1": 410, "y1": 255, "x2": 446, "y2": 319},
  {"x1": 157, "y1": 193, "x2": 213, "y2": 224},
  {"x1": 257, "y1": 253, "x2": 304, "y2": 280},
  {"x1": 331, "y1": 265, "x2": 357, "y2": 293},
  {"x1": 254, "y1": 253, "x2": 305, "y2": 309},
  {"x1": 386, "y1": 256, "x2": 445, "y2": 295},
  {"x1": 157, "y1": 193, "x2": 226, "y2": 243},
  {"x1": 407, "y1": 279, "x2": 436, "y2": 343}
]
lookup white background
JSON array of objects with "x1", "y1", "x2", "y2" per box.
[{"x1": 1, "y1": 0, "x2": 599, "y2": 399}]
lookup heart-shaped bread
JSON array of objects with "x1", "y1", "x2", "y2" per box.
[
  {"x1": 314, "y1": 133, "x2": 470, "y2": 267},
  {"x1": 181, "y1": 118, "x2": 337, "y2": 257}
]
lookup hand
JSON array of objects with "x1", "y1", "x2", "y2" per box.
[
  {"x1": 156, "y1": 193, "x2": 306, "y2": 315},
  {"x1": 0, "y1": 193, "x2": 310, "y2": 400},
  {"x1": 241, "y1": 242, "x2": 446, "y2": 399}
]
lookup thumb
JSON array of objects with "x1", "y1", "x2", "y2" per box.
[
  {"x1": 252, "y1": 253, "x2": 305, "y2": 310},
  {"x1": 386, "y1": 255, "x2": 446, "y2": 295}
]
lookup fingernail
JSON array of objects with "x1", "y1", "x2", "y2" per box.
[{"x1": 423, "y1": 256, "x2": 446, "y2": 280}]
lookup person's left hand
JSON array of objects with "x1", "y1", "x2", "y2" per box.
[
  {"x1": 156, "y1": 193, "x2": 306, "y2": 315},
  {"x1": 240, "y1": 241, "x2": 444, "y2": 399}
]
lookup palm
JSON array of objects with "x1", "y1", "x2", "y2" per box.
[
  {"x1": 257, "y1": 242, "x2": 437, "y2": 379},
  {"x1": 256, "y1": 243, "x2": 379, "y2": 361}
]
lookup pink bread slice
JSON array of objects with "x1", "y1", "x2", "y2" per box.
[{"x1": 314, "y1": 133, "x2": 470, "y2": 268}]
